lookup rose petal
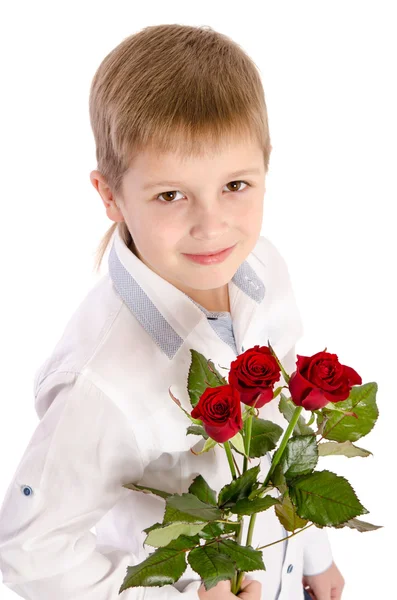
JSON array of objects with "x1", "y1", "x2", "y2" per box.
[{"x1": 301, "y1": 388, "x2": 329, "y2": 411}]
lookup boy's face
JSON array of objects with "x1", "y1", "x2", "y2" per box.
[{"x1": 92, "y1": 134, "x2": 266, "y2": 312}]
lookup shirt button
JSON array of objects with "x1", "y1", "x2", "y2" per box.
[
  {"x1": 287, "y1": 564, "x2": 293, "y2": 573},
  {"x1": 21, "y1": 485, "x2": 33, "y2": 497}
]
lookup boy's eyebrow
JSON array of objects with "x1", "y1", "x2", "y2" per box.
[{"x1": 142, "y1": 168, "x2": 262, "y2": 190}]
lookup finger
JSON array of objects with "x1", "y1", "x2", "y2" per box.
[
  {"x1": 239, "y1": 576, "x2": 252, "y2": 590},
  {"x1": 237, "y1": 579, "x2": 262, "y2": 599},
  {"x1": 199, "y1": 578, "x2": 231, "y2": 593},
  {"x1": 310, "y1": 583, "x2": 330, "y2": 600},
  {"x1": 330, "y1": 587, "x2": 343, "y2": 600}
]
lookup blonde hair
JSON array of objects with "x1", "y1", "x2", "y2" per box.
[{"x1": 89, "y1": 24, "x2": 272, "y2": 274}]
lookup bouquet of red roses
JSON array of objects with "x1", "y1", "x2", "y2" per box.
[{"x1": 120, "y1": 342, "x2": 380, "y2": 596}]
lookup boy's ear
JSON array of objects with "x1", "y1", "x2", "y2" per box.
[
  {"x1": 90, "y1": 169, "x2": 109, "y2": 194},
  {"x1": 89, "y1": 170, "x2": 125, "y2": 223}
]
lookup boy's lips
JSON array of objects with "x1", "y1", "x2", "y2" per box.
[
  {"x1": 182, "y1": 244, "x2": 237, "y2": 264},
  {"x1": 183, "y1": 244, "x2": 235, "y2": 256}
]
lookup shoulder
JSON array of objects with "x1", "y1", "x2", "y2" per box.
[
  {"x1": 33, "y1": 274, "x2": 125, "y2": 398},
  {"x1": 33, "y1": 272, "x2": 152, "y2": 419}
]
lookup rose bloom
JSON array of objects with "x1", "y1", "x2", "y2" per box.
[
  {"x1": 191, "y1": 384, "x2": 243, "y2": 443},
  {"x1": 288, "y1": 350, "x2": 362, "y2": 411},
  {"x1": 228, "y1": 345, "x2": 281, "y2": 408}
]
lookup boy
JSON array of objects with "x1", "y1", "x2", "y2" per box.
[
  {"x1": 0, "y1": 23, "x2": 345, "y2": 600},
  {"x1": 89, "y1": 23, "x2": 345, "y2": 600}
]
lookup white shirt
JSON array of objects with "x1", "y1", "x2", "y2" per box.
[{"x1": 0, "y1": 228, "x2": 333, "y2": 599}]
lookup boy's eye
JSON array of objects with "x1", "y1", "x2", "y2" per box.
[{"x1": 155, "y1": 180, "x2": 251, "y2": 203}]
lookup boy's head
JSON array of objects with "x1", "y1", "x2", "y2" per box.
[{"x1": 89, "y1": 24, "x2": 272, "y2": 306}]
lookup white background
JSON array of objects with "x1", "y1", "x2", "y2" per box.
[{"x1": 0, "y1": 1, "x2": 395, "y2": 599}]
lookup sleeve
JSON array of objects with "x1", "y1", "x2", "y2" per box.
[
  {"x1": 0, "y1": 371, "x2": 201, "y2": 599},
  {"x1": 301, "y1": 526, "x2": 334, "y2": 576}
]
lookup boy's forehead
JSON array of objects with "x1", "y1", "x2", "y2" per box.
[{"x1": 128, "y1": 135, "x2": 263, "y2": 176}]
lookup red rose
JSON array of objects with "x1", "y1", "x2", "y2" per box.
[
  {"x1": 228, "y1": 345, "x2": 281, "y2": 409},
  {"x1": 191, "y1": 384, "x2": 243, "y2": 443},
  {"x1": 288, "y1": 350, "x2": 362, "y2": 411}
]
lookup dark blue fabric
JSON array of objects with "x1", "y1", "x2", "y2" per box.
[{"x1": 303, "y1": 588, "x2": 313, "y2": 599}]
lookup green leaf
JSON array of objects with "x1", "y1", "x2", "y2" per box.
[
  {"x1": 333, "y1": 517, "x2": 383, "y2": 532},
  {"x1": 218, "y1": 464, "x2": 260, "y2": 509},
  {"x1": 189, "y1": 475, "x2": 217, "y2": 506},
  {"x1": 274, "y1": 494, "x2": 309, "y2": 532},
  {"x1": 272, "y1": 385, "x2": 284, "y2": 399},
  {"x1": 232, "y1": 418, "x2": 283, "y2": 458},
  {"x1": 223, "y1": 522, "x2": 241, "y2": 534},
  {"x1": 307, "y1": 413, "x2": 315, "y2": 427},
  {"x1": 242, "y1": 407, "x2": 252, "y2": 421},
  {"x1": 169, "y1": 387, "x2": 203, "y2": 424},
  {"x1": 278, "y1": 394, "x2": 315, "y2": 436},
  {"x1": 318, "y1": 440, "x2": 372, "y2": 458},
  {"x1": 143, "y1": 522, "x2": 163, "y2": 534},
  {"x1": 145, "y1": 521, "x2": 205, "y2": 547},
  {"x1": 268, "y1": 340, "x2": 289, "y2": 384},
  {"x1": 166, "y1": 493, "x2": 222, "y2": 521},
  {"x1": 269, "y1": 463, "x2": 288, "y2": 494},
  {"x1": 197, "y1": 522, "x2": 225, "y2": 539},
  {"x1": 198, "y1": 521, "x2": 240, "y2": 539},
  {"x1": 187, "y1": 349, "x2": 226, "y2": 408},
  {"x1": 195, "y1": 437, "x2": 218, "y2": 454},
  {"x1": 316, "y1": 383, "x2": 378, "y2": 442},
  {"x1": 289, "y1": 469, "x2": 369, "y2": 526},
  {"x1": 163, "y1": 502, "x2": 205, "y2": 525},
  {"x1": 218, "y1": 539, "x2": 266, "y2": 572},
  {"x1": 187, "y1": 425, "x2": 209, "y2": 439},
  {"x1": 122, "y1": 482, "x2": 171, "y2": 499},
  {"x1": 247, "y1": 481, "x2": 263, "y2": 500},
  {"x1": 281, "y1": 435, "x2": 318, "y2": 479},
  {"x1": 229, "y1": 495, "x2": 280, "y2": 516},
  {"x1": 249, "y1": 418, "x2": 284, "y2": 457},
  {"x1": 119, "y1": 534, "x2": 196, "y2": 592},
  {"x1": 188, "y1": 545, "x2": 236, "y2": 591},
  {"x1": 229, "y1": 432, "x2": 247, "y2": 456}
]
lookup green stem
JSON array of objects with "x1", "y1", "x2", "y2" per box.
[
  {"x1": 256, "y1": 523, "x2": 314, "y2": 550},
  {"x1": 234, "y1": 569, "x2": 245, "y2": 595},
  {"x1": 223, "y1": 438, "x2": 240, "y2": 591},
  {"x1": 232, "y1": 450, "x2": 242, "y2": 477},
  {"x1": 246, "y1": 513, "x2": 256, "y2": 547},
  {"x1": 268, "y1": 341, "x2": 290, "y2": 384},
  {"x1": 230, "y1": 517, "x2": 244, "y2": 594},
  {"x1": 201, "y1": 533, "x2": 238, "y2": 548},
  {"x1": 223, "y1": 440, "x2": 237, "y2": 480},
  {"x1": 236, "y1": 518, "x2": 244, "y2": 544},
  {"x1": 234, "y1": 523, "x2": 314, "y2": 592},
  {"x1": 230, "y1": 409, "x2": 252, "y2": 596},
  {"x1": 214, "y1": 519, "x2": 240, "y2": 524},
  {"x1": 263, "y1": 406, "x2": 303, "y2": 488},
  {"x1": 234, "y1": 406, "x2": 304, "y2": 595},
  {"x1": 243, "y1": 413, "x2": 253, "y2": 472},
  {"x1": 232, "y1": 411, "x2": 255, "y2": 594},
  {"x1": 233, "y1": 503, "x2": 258, "y2": 594}
]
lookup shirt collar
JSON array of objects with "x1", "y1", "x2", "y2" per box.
[{"x1": 108, "y1": 227, "x2": 266, "y2": 359}]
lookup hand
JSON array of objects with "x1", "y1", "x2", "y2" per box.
[
  {"x1": 198, "y1": 576, "x2": 262, "y2": 599},
  {"x1": 302, "y1": 561, "x2": 345, "y2": 600},
  {"x1": 237, "y1": 576, "x2": 262, "y2": 599}
]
